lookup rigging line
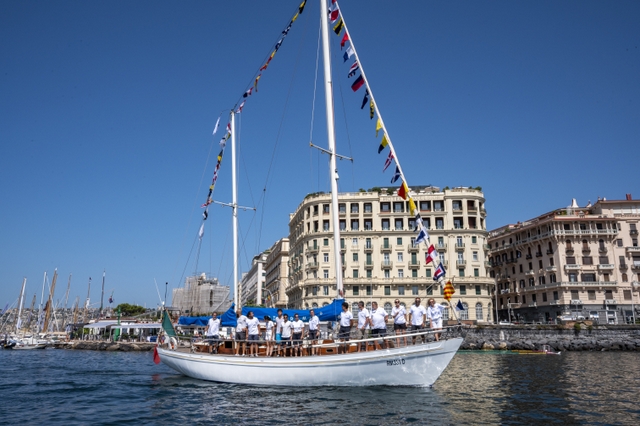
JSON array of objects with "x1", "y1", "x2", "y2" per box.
[
  {"x1": 171, "y1": 110, "x2": 226, "y2": 288},
  {"x1": 335, "y1": 58, "x2": 356, "y2": 192},
  {"x1": 177, "y1": 230, "x2": 201, "y2": 295},
  {"x1": 253, "y1": 9, "x2": 312, "y2": 251},
  {"x1": 309, "y1": 16, "x2": 322, "y2": 195}
]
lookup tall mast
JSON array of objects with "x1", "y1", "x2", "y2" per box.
[
  {"x1": 43, "y1": 268, "x2": 58, "y2": 333},
  {"x1": 231, "y1": 111, "x2": 239, "y2": 308},
  {"x1": 83, "y1": 277, "x2": 91, "y2": 323},
  {"x1": 62, "y1": 274, "x2": 71, "y2": 329},
  {"x1": 320, "y1": 0, "x2": 343, "y2": 297},
  {"x1": 99, "y1": 270, "x2": 106, "y2": 318},
  {"x1": 16, "y1": 278, "x2": 26, "y2": 333}
]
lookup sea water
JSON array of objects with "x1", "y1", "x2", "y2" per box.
[{"x1": 1, "y1": 349, "x2": 638, "y2": 425}]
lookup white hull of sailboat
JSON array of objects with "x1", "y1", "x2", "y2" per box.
[
  {"x1": 157, "y1": 337, "x2": 462, "y2": 386},
  {"x1": 12, "y1": 343, "x2": 47, "y2": 350}
]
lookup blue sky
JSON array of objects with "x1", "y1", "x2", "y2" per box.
[{"x1": 1, "y1": 0, "x2": 638, "y2": 310}]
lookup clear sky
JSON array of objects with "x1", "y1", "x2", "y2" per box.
[{"x1": 1, "y1": 0, "x2": 639, "y2": 310}]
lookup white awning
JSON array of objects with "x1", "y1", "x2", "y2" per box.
[{"x1": 111, "y1": 323, "x2": 162, "y2": 330}]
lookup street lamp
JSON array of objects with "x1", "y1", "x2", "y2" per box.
[{"x1": 632, "y1": 281, "x2": 639, "y2": 324}]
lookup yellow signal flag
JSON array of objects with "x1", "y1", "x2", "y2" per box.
[{"x1": 443, "y1": 281, "x2": 455, "y2": 302}]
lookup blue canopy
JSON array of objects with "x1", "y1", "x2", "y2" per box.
[{"x1": 177, "y1": 299, "x2": 345, "y2": 328}]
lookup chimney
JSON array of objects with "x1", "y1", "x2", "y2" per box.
[{"x1": 626, "y1": 193, "x2": 632, "y2": 200}]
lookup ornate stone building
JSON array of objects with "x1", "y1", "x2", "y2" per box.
[
  {"x1": 285, "y1": 187, "x2": 493, "y2": 322},
  {"x1": 488, "y1": 196, "x2": 640, "y2": 324}
]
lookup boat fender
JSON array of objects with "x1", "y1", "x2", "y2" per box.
[{"x1": 170, "y1": 337, "x2": 177, "y2": 350}]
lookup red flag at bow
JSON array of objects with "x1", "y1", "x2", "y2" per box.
[{"x1": 153, "y1": 346, "x2": 161, "y2": 364}]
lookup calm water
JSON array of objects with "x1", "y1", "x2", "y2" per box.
[{"x1": 1, "y1": 348, "x2": 639, "y2": 425}]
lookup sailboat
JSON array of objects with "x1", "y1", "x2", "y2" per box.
[
  {"x1": 157, "y1": 0, "x2": 462, "y2": 386},
  {"x1": 7, "y1": 277, "x2": 48, "y2": 350}
]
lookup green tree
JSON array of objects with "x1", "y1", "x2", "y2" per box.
[{"x1": 115, "y1": 303, "x2": 146, "y2": 316}]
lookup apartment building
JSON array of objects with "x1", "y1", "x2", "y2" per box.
[
  {"x1": 239, "y1": 252, "x2": 268, "y2": 306},
  {"x1": 263, "y1": 238, "x2": 290, "y2": 308},
  {"x1": 285, "y1": 186, "x2": 493, "y2": 322},
  {"x1": 488, "y1": 196, "x2": 640, "y2": 324},
  {"x1": 171, "y1": 273, "x2": 231, "y2": 315}
]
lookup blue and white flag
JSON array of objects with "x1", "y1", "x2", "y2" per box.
[
  {"x1": 456, "y1": 300, "x2": 465, "y2": 311},
  {"x1": 433, "y1": 263, "x2": 446, "y2": 281},
  {"x1": 390, "y1": 166, "x2": 401, "y2": 183},
  {"x1": 414, "y1": 225, "x2": 429, "y2": 246},
  {"x1": 343, "y1": 45, "x2": 354, "y2": 62}
]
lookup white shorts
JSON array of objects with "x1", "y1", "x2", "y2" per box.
[
  {"x1": 265, "y1": 331, "x2": 273, "y2": 340},
  {"x1": 430, "y1": 318, "x2": 443, "y2": 329}
]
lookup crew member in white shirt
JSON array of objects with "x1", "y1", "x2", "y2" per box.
[
  {"x1": 275, "y1": 309, "x2": 284, "y2": 356},
  {"x1": 235, "y1": 309, "x2": 248, "y2": 356},
  {"x1": 280, "y1": 313, "x2": 293, "y2": 356},
  {"x1": 338, "y1": 302, "x2": 354, "y2": 354},
  {"x1": 245, "y1": 311, "x2": 261, "y2": 357},
  {"x1": 291, "y1": 313, "x2": 305, "y2": 357},
  {"x1": 264, "y1": 315, "x2": 275, "y2": 357},
  {"x1": 308, "y1": 309, "x2": 320, "y2": 356},
  {"x1": 426, "y1": 298, "x2": 447, "y2": 341},
  {"x1": 370, "y1": 301, "x2": 389, "y2": 349},
  {"x1": 206, "y1": 312, "x2": 221, "y2": 354},
  {"x1": 356, "y1": 301, "x2": 370, "y2": 352},
  {"x1": 408, "y1": 298, "x2": 427, "y2": 344},
  {"x1": 391, "y1": 299, "x2": 408, "y2": 347}
]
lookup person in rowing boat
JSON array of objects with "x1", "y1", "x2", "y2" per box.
[
  {"x1": 264, "y1": 315, "x2": 275, "y2": 357},
  {"x1": 206, "y1": 312, "x2": 220, "y2": 354},
  {"x1": 280, "y1": 313, "x2": 293, "y2": 356},
  {"x1": 246, "y1": 311, "x2": 260, "y2": 357},
  {"x1": 235, "y1": 309, "x2": 248, "y2": 357},
  {"x1": 291, "y1": 313, "x2": 305, "y2": 357},
  {"x1": 391, "y1": 299, "x2": 408, "y2": 347},
  {"x1": 308, "y1": 309, "x2": 320, "y2": 355},
  {"x1": 409, "y1": 298, "x2": 427, "y2": 344},
  {"x1": 355, "y1": 301, "x2": 370, "y2": 352},
  {"x1": 426, "y1": 298, "x2": 446, "y2": 341},
  {"x1": 338, "y1": 302, "x2": 353, "y2": 354},
  {"x1": 370, "y1": 301, "x2": 389, "y2": 349},
  {"x1": 275, "y1": 308, "x2": 284, "y2": 356}
]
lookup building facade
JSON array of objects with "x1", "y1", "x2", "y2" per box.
[
  {"x1": 171, "y1": 273, "x2": 231, "y2": 315},
  {"x1": 488, "y1": 196, "x2": 640, "y2": 324},
  {"x1": 285, "y1": 187, "x2": 493, "y2": 322},
  {"x1": 263, "y1": 238, "x2": 290, "y2": 308},
  {"x1": 239, "y1": 252, "x2": 268, "y2": 306}
]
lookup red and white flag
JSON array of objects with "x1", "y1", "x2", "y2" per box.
[
  {"x1": 383, "y1": 151, "x2": 394, "y2": 171},
  {"x1": 425, "y1": 244, "x2": 438, "y2": 264}
]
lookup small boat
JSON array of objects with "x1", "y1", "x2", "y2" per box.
[{"x1": 512, "y1": 345, "x2": 561, "y2": 355}]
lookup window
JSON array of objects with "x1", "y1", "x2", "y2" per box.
[
  {"x1": 312, "y1": 286, "x2": 318, "y2": 296},
  {"x1": 473, "y1": 251, "x2": 478, "y2": 261},
  {"x1": 583, "y1": 256, "x2": 593, "y2": 265},
  {"x1": 352, "y1": 269, "x2": 358, "y2": 279},
  {"x1": 323, "y1": 221, "x2": 330, "y2": 231},
  {"x1": 427, "y1": 286, "x2": 433, "y2": 295},
  {"x1": 474, "y1": 268, "x2": 479, "y2": 277},
  {"x1": 570, "y1": 290, "x2": 579, "y2": 300},
  {"x1": 339, "y1": 220, "x2": 346, "y2": 231},
  {"x1": 384, "y1": 302, "x2": 392, "y2": 315},
  {"x1": 351, "y1": 219, "x2": 359, "y2": 230},
  {"x1": 542, "y1": 292, "x2": 548, "y2": 302},
  {"x1": 380, "y1": 202, "x2": 390, "y2": 212},
  {"x1": 365, "y1": 238, "x2": 372, "y2": 249},
  {"x1": 352, "y1": 252, "x2": 358, "y2": 262},
  {"x1": 397, "y1": 237, "x2": 403, "y2": 245},
  {"x1": 323, "y1": 270, "x2": 329, "y2": 279},
  {"x1": 605, "y1": 290, "x2": 613, "y2": 300},
  {"x1": 568, "y1": 273, "x2": 577, "y2": 282},
  {"x1": 384, "y1": 286, "x2": 391, "y2": 295},
  {"x1": 323, "y1": 253, "x2": 329, "y2": 262},
  {"x1": 588, "y1": 290, "x2": 596, "y2": 300},
  {"x1": 622, "y1": 273, "x2": 628, "y2": 282},
  {"x1": 364, "y1": 219, "x2": 372, "y2": 230},
  {"x1": 553, "y1": 291, "x2": 559, "y2": 301},
  {"x1": 472, "y1": 236, "x2": 477, "y2": 244},
  {"x1": 393, "y1": 202, "x2": 404, "y2": 212},
  {"x1": 443, "y1": 307, "x2": 450, "y2": 321},
  {"x1": 323, "y1": 286, "x2": 329, "y2": 295},
  {"x1": 350, "y1": 203, "x2": 359, "y2": 213},
  {"x1": 412, "y1": 285, "x2": 418, "y2": 295},
  {"x1": 384, "y1": 269, "x2": 390, "y2": 279},
  {"x1": 395, "y1": 218, "x2": 403, "y2": 230},
  {"x1": 412, "y1": 269, "x2": 418, "y2": 278},
  {"x1": 398, "y1": 269, "x2": 404, "y2": 278},
  {"x1": 381, "y1": 219, "x2": 390, "y2": 230},
  {"x1": 459, "y1": 303, "x2": 468, "y2": 320},
  {"x1": 323, "y1": 204, "x2": 330, "y2": 214},
  {"x1": 353, "y1": 286, "x2": 359, "y2": 295},
  {"x1": 420, "y1": 201, "x2": 431, "y2": 211},
  {"x1": 459, "y1": 268, "x2": 465, "y2": 277},
  {"x1": 339, "y1": 203, "x2": 346, "y2": 214},
  {"x1": 475, "y1": 285, "x2": 481, "y2": 295},
  {"x1": 426, "y1": 269, "x2": 431, "y2": 278},
  {"x1": 624, "y1": 290, "x2": 632, "y2": 300},
  {"x1": 460, "y1": 285, "x2": 466, "y2": 295},
  {"x1": 366, "y1": 285, "x2": 372, "y2": 296},
  {"x1": 617, "y1": 239, "x2": 623, "y2": 247},
  {"x1": 398, "y1": 286, "x2": 405, "y2": 295},
  {"x1": 364, "y1": 203, "x2": 372, "y2": 213},
  {"x1": 366, "y1": 269, "x2": 372, "y2": 278},
  {"x1": 397, "y1": 252, "x2": 404, "y2": 262},
  {"x1": 436, "y1": 218, "x2": 444, "y2": 229},
  {"x1": 324, "y1": 238, "x2": 329, "y2": 246}
]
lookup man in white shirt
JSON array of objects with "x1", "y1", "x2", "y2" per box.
[
  {"x1": 356, "y1": 301, "x2": 370, "y2": 352},
  {"x1": 235, "y1": 309, "x2": 248, "y2": 356},
  {"x1": 391, "y1": 299, "x2": 408, "y2": 347},
  {"x1": 426, "y1": 298, "x2": 447, "y2": 341},
  {"x1": 370, "y1": 301, "x2": 389, "y2": 349},
  {"x1": 274, "y1": 308, "x2": 284, "y2": 356},
  {"x1": 338, "y1": 302, "x2": 353, "y2": 354},
  {"x1": 308, "y1": 309, "x2": 320, "y2": 355},
  {"x1": 408, "y1": 298, "x2": 427, "y2": 344},
  {"x1": 206, "y1": 312, "x2": 221, "y2": 354},
  {"x1": 291, "y1": 313, "x2": 305, "y2": 357},
  {"x1": 280, "y1": 313, "x2": 293, "y2": 356},
  {"x1": 245, "y1": 311, "x2": 260, "y2": 357}
]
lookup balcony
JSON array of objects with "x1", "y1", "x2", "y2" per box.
[
  {"x1": 364, "y1": 261, "x2": 374, "y2": 269},
  {"x1": 407, "y1": 244, "x2": 419, "y2": 252},
  {"x1": 626, "y1": 246, "x2": 640, "y2": 253},
  {"x1": 549, "y1": 300, "x2": 561, "y2": 305},
  {"x1": 598, "y1": 264, "x2": 614, "y2": 271},
  {"x1": 545, "y1": 265, "x2": 557, "y2": 272},
  {"x1": 570, "y1": 299, "x2": 583, "y2": 305},
  {"x1": 526, "y1": 254, "x2": 533, "y2": 259},
  {"x1": 307, "y1": 245, "x2": 319, "y2": 254},
  {"x1": 437, "y1": 243, "x2": 447, "y2": 251},
  {"x1": 380, "y1": 244, "x2": 393, "y2": 253},
  {"x1": 456, "y1": 260, "x2": 466, "y2": 267},
  {"x1": 408, "y1": 260, "x2": 421, "y2": 269},
  {"x1": 565, "y1": 248, "x2": 574, "y2": 255},
  {"x1": 525, "y1": 270, "x2": 534, "y2": 276},
  {"x1": 630, "y1": 229, "x2": 639, "y2": 236},
  {"x1": 598, "y1": 247, "x2": 608, "y2": 254},
  {"x1": 564, "y1": 264, "x2": 581, "y2": 270},
  {"x1": 381, "y1": 261, "x2": 393, "y2": 269},
  {"x1": 527, "y1": 303, "x2": 537, "y2": 308},
  {"x1": 632, "y1": 262, "x2": 640, "y2": 270},
  {"x1": 455, "y1": 243, "x2": 465, "y2": 250},
  {"x1": 364, "y1": 244, "x2": 373, "y2": 253},
  {"x1": 307, "y1": 262, "x2": 319, "y2": 270},
  {"x1": 619, "y1": 263, "x2": 628, "y2": 270},
  {"x1": 604, "y1": 299, "x2": 617, "y2": 305},
  {"x1": 546, "y1": 249, "x2": 554, "y2": 255},
  {"x1": 535, "y1": 252, "x2": 543, "y2": 257}
]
